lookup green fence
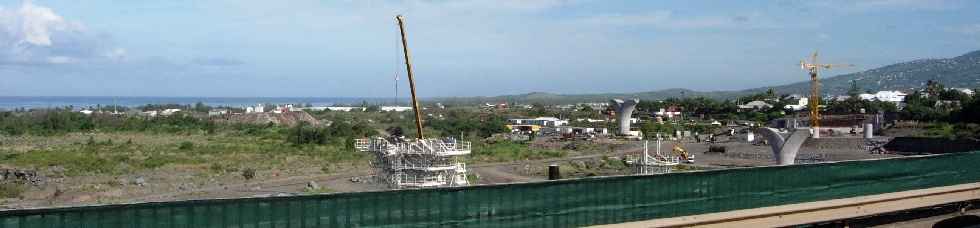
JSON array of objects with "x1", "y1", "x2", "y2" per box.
[{"x1": 4, "y1": 151, "x2": 980, "y2": 227}]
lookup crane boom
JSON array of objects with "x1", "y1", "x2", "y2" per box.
[{"x1": 396, "y1": 15, "x2": 426, "y2": 140}]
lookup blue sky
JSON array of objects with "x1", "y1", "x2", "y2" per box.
[{"x1": 1, "y1": 0, "x2": 978, "y2": 97}]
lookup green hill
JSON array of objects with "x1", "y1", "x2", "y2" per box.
[
  {"x1": 748, "y1": 50, "x2": 980, "y2": 96},
  {"x1": 431, "y1": 50, "x2": 980, "y2": 104}
]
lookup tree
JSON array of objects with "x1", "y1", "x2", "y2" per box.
[
  {"x1": 847, "y1": 80, "x2": 861, "y2": 97},
  {"x1": 901, "y1": 91, "x2": 947, "y2": 121},
  {"x1": 954, "y1": 99, "x2": 980, "y2": 123},
  {"x1": 193, "y1": 101, "x2": 210, "y2": 113},
  {"x1": 386, "y1": 126, "x2": 404, "y2": 137},
  {"x1": 528, "y1": 103, "x2": 549, "y2": 117},
  {"x1": 926, "y1": 80, "x2": 944, "y2": 98}
]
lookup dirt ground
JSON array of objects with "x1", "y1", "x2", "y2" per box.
[{"x1": 0, "y1": 131, "x2": 907, "y2": 210}]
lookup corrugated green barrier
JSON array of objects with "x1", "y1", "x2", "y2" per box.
[{"x1": 4, "y1": 151, "x2": 980, "y2": 227}]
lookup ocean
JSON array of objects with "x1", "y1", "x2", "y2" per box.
[{"x1": 0, "y1": 96, "x2": 398, "y2": 110}]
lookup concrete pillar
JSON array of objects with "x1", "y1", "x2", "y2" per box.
[
  {"x1": 610, "y1": 99, "x2": 639, "y2": 136},
  {"x1": 864, "y1": 123, "x2": 874, "y2": 139},
  {"x1": 811, "y1": 127, "x2": 820, "y2": 138},
  {"x1": 759, "y1": 128, "x2": 809, "y2": 165}
]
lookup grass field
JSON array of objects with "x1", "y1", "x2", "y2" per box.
[
  {"x1": 0, "y1": 110, "x2": 574, "y2": 204},
  {"x1": 0, "y1": 132, "x2": 369, "y2": 177}
]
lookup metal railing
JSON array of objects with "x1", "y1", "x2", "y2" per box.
[{"x1": 358, "y1": 137, "x2": 471, "y2": 156}]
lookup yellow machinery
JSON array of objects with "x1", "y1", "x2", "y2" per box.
[
  {"x1": 505, "y1": 125, "x2": 542, "y2": 133},
  {"x1": 672, "y1": 144, "x2": 695, "y2": 163},
  {"x1": 800, "y1": 51, "x2": 852, "y2": 135}
]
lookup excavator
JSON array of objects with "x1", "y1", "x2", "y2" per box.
[{"x1": 672, "y1": 144, "x2": 695, "y2": 164}]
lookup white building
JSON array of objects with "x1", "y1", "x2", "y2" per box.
[
  {"x1": 858, "y1": 93, "x2": 876, "y2": 100},
  {"x1": 160, "y1": 109, "x2": 181, "y2": 116},
  {"x1": 246, "y1": 104, "x2": 265, "y2": 113},
  {"x1": 380, "y1": 106, "x2": 413, "y2": 112},
  {"x1": 576, "y1": 118, "x2": 606, "y2": 123},
  {"x1": 326, "y1": 107, "x2": 366, "y2": 112},
  {"x1": 738, "y1": 101, "x2": 772, "y2": 110},
  {"x1": 784, "y1": 97, "x2": 809, "y2": 111},
  {"x1": 79, "y1": 110, "x2": 94, "y2": 115},
  {"x1": 270, "y1": 104, "x2": 294, "y2": 114},
  {"x1": 208, "y1": 109, "x2": 228, "y2": 116},
  {"x1": 508, "y1": 117, "x2": 569, "y2": 127},
  {"x1": 858, "y1": 91, "x2": 907, "y2": 103},
  {"x1": 951, "y1": 88, "x2": 975, "y2": 96},
  {"x1": 654, "y1": 108, "x2": 682, "y2": 119}
]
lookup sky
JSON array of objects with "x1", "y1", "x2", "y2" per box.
[{"x1": 0, "y1": 0, "x2": 979, "y2": 98}]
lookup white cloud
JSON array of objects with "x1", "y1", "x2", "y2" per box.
[
  {"x1": 0, "y1": 1, "x2": 120, "y2": 65},
  {"x1": 582, "y1": 11, "x2": 782, "y2": 30}
]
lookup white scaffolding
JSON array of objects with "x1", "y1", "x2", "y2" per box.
[
  {"x1": 625, "y1": 136, "x2": 680, "y2": 174},
  {"x1": 356, "y1": 137, "x2": 470, "y2": 189}
]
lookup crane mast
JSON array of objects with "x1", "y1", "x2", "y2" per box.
[{"x1": 800, "y1": 51, "x2": 853, "y2": 138}]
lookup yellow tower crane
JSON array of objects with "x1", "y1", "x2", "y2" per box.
[{"x1": 800, "y1": 51, "x2": 853, "y2": 138}]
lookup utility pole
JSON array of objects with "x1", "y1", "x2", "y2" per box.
[{"x1": 396, "y1": 15, "x2": 425, "y2": 139}]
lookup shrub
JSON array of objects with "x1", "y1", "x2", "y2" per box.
[
  {"x1": 143, "y1": 154, "x2": 179, "y2": 169},
  {"x1": 242, "y1": 168, "x2": 256, "y2": 180},
  {"x1": 209, "y1": 163, "x2": 226, "y2": 173},
  {"x1": 178, "y1": 141, "x2": 194, "y2": 150}
]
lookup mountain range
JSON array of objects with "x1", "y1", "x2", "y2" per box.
[{"x1": 432, "y1": 50, "x2": 980, "y2": 104}]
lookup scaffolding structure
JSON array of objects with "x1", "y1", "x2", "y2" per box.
[
  {"x1": 625, "y1": 136, "x2": 680, "y2": 174},
  {"x1": 356, "y1": 137, "x2": 470, "y2": 189}
]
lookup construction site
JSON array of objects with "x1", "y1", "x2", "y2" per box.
[{"x1": 2, "y1": 11, "x2": 980, "y2": 227}]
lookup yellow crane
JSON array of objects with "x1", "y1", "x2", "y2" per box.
[{"x1": 800, "y1": 51, "x2": 853, "y2": 137}]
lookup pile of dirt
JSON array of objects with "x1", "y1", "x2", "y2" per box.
[
  {"x1": 215, "y1": 112, "x2": 320, "y2": 127},
  {"x1": 885, "y1": 137, "x2": 980, "y2": 155}
]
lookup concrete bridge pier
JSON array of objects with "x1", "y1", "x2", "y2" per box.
[{"x1": 757, "y1": 128, "x2": 810, "y2": 165}]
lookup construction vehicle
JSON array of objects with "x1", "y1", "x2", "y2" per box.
[
  {"x1": 800, "y1": 51, "x2": 852, "y2": 138},
  {"x1": 672, "y1": 144, "x2": 695, "y2": 163}
]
